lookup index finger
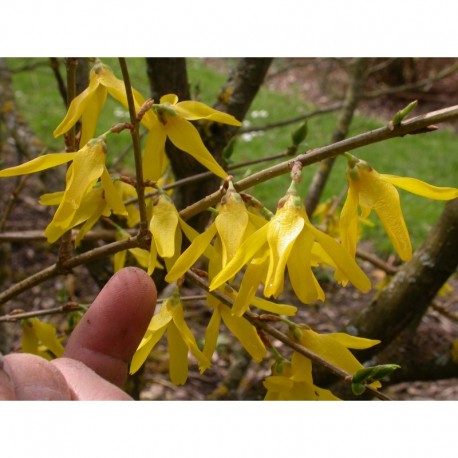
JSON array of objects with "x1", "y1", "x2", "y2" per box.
[{"x1": 63, "y1": 267, "x2": 156, "y2": 387}]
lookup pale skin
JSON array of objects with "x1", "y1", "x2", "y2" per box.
[{"x1": 0, "y1": 267, "x2": 157, "y2": 400}]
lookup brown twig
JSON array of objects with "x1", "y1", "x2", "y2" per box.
[
  {"x1": 0, "y1": 302, "x2": 85, "y2": 323},
  {"x1": 0, "y1": 174, "x2": 30, "y2": 232},
  {"x1": 179, "y1": 104, "x2": 458, "y2": 221},
  {"x1": 0, "y1": 236, "x2": 140, "y2": 305},
  {"x1": 118, "y1": 58, "x2": 148, "y2": 236}
]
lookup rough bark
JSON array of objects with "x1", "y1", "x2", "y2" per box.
[
  {"x1": 351, "y1": 198, "x2": 458, "y2": 359},
  {"x1": 305, "y1": 58, "x2": 368, "y2": 216}
]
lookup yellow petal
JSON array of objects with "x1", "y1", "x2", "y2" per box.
[
  {"x1": 0, "y1": 152, "x2": 77, "y2": 177},
  {"x1": 143, "y1": 125, "x2": 169, "y2": 181},
  {"x1": 129, "y1": 247, "x2": 152, "y2": 268},
  {"x1": 150, "y1": 300, "x2": 174, "y2": 331},
  {"x1": 231, "y1": 257, "x2": 268, "y2": 316},
  {"x1": 339, "y1": 181, "x2": 360, "y2": 258},
  {"x1": 44, "y1": 188, "x2": 106, "y2": 244},
  {"x1": 290, "y1": 352, "x2": 313, "y2": 382},
  {"x1": 381, "y1": 174, "x2": 458, "y2": 200},
  {"x1": 80, "y1": 85, "x2": 107, "y2": 146},
  {"x1": 165, "y1": 223, "x2": 217, "y2": 282},
  {"x1": 160, "y1": 94, "x2": 179, "y2": 105},
  {"x1": 30, "y1": 318, "x2": 64, "y2": 358},
  {"x1": 114, "y1": 250, "x2": 127, "y2": 273},
  {"x1": 308, "y1": 221, "x2": 372, "y2": 292},
  {"x1": 167, "y1": 320, "x2": 190, "y2": 385},
  {"x1": 165, "y1": 116, "x2": 227, "y2": 179},
  {"x1": 171, "y1": 302, "x2": 211, "y2": 373},
  {"x1": 21, "y1": 321, "x2": 40, "y2": 355},
  {"x1": 263, "y1": 375, "x2": 294, "y2": 393},
  {"x1": 250, "y1": 295, "x2": 297, "y2": 317},
  {"x1": 130, "y1": 326, "x2": 167, "y2": 374},
  {"x1": 220, "y1": 303, "x2": 266, "y2": 362},
  {"x1": 100, "y1": 168, "x2": 128, "y2": 215},
  {"x1": 73, "y1": 200, "x2": 107, "y2": 247},
  {"x1": 354, "y1": 166, "x2": 412, "y2": 261},
  {"x1": 215, "y1": 197, "x2": 249, "y2": 267},
  {"x1": 300, "y1": 329, "x2": 378, "y2": 376},
  {"x1": 52, "y1": 141, "x2": 106, "y2": 228},
  {"x1": 174, "y1": 100, "x2": 242, "y2": 126},
  {"x1": 39, "y1": 191, "x2": 64, "y2": 206},
  {"x1": 286, "y1": 229, "x2": 325, "y2": 304},
  {"x1": 147, "y1": 237, "x2": 158, "y2": 276},
  {"x1": 203, "y1": 307, "x2": 222, "y2": 361},
  {"x1": 53, "y1": 76, "x2": 100, "y2": 139},
  {"x1": 325, "y1": 332, "x2": 380, "y2": 350},
  {"x1": 264, "y1": 201, "x2": 305, "y2": 298},
  {"x1": 151, "y1": 195, "x2": 179, "y2": 258},
  {"x1": 97, "y1": 64, "x2": 149, "y2": 123},
  {"x1": 210, "y1": 223, "x2": 269, "y2": 291}
]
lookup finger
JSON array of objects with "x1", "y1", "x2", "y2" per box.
[
  {"x1": 63, "y1": 267, "x2": 156, "y2": 387},
  {"x1": 52, "y1": 358, "x2": 131, "y2": 400},
  {"x1": 1, "y1": 354, "x2": 71, "y2": 400}
]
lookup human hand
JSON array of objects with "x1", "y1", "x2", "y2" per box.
[{"x1": 0, "y1": 267, "x2": 156, "y2": 400}]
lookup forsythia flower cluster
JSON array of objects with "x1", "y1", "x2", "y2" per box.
[{"x1": 2, "y1": 59, "x2": 458, "y2": 400}]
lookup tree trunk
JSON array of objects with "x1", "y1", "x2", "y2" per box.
[{"x1": 352, "y1": 198, "x2": 458, "y2": 359}]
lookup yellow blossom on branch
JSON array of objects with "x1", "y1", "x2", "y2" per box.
[
  {"x1": 263, "y1": 352, "x2": 339, "y2": 400},
  {"x1": 130, "y1": 290, "x2": 210, "y2": 385},
  {"x1": 298, "y1": 327, "x2": 381, "y2": 388},
  {"x1": 142, "y1": 94, "x2": 241, "y2": 181},
  {"x1": 53, "y1": 61, "x2": 150, "y2": 146},
  {"x1": 203, "y1": 291, "x2": 267, "y2": 363},
  {"x1": 147, "y1": 192, "x2": 207, "y2": 275},
  {"x1": 340, "y1": 154, "x2": 458, "y2": 261},
  {"x1": 165, "y1": 182, "x2": 266, "y2": 283},
  {"x1": 0, "y1": 137, "x2": 127, "y2": 243},
  {"x1": 210, "y1": 180, "x2": 371, "y2": 304},
  {"x1": 21, "y1": 318, "x2": 65, "y2": 360}
]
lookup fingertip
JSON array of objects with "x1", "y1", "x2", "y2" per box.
[{"x1": 64, "y1": 267, "x2": 157, "y2": 386}]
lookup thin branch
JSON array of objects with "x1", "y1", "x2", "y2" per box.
[
  {"x1": 185, "y1": 270, "x2": 391, "y2": 401},
  {"x1": 364, "y1": 60, "x2": 458, "y2": 99},
  {"x1": 179, "y1": 104, "x2": 458, "y2": 221},
  {"x1": 356, "y1": 249, "x2": 398, "y2": 276},
  {"x1": 118, "y1": 58, "x2": 148, "y2": 235},
  {"x1": 0, "y1": 236, "x2": 139, "y2": 305},
  {"x1": 238, "y1": 102, "x2": 343, "y2": 135},
  {"x1": 0, "y1": 302, "x2": 85, "y2": 323},
  {"x1": 49, "y1": 58, "x2": 67, "y2": 106},
  {"x1": 0, "y1": 174, "x2": 30, "y2": 232}
]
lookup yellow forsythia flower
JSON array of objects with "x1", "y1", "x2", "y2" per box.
[
  {"x1": 298, "y1": 327, "x2": 381, "y2": 387},
  {"x1": 147, "y1": 193, "x2": 204, "y2": 275},
  {"x1": 53, "y1": 61, "x2": 149, "y2": 146},
  {"x1": 165, "y1": 183, "x2": 265, "y2": 282},
  {"x1": 142, "y1": 94, "x2": 241, "y2": 181},
  {"x1": 203, "y1": 291, "x2": 267, "y2": 363},
  {"x1": 210, "y1": 180, "x2": 371, "y2": 304},
  {"x1": 130, "y1": 291, "x2": 210, "y2": 385},
  {"x1": 264, "y1": 352, "x2": 340, "y2": 400},
  {"x1": 0, "y1": 137, "x2": 127, "y2": 243},
  {"x1": 21, "y1": 318, "x2": 65, "y2": 360},
  {"x1": 340, "y1": 154, "x2": 458, "y2": 261}
]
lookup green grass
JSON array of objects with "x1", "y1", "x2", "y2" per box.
[{"x1": 6, "y1": 57, "x2": 458, "y2": 257}]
